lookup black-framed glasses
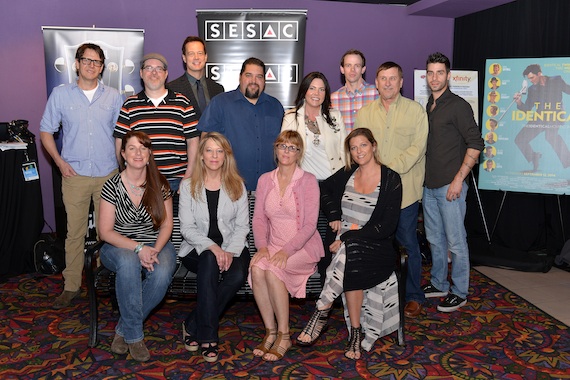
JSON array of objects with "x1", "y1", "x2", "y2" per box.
[
  {"x1": 276, "y1": 144, "x2": 300, "y2": 153},
  {"x1": 142, "y1": 66, "x2": 166, "y2": 73},
  {"x1": 79, "y1": 58, "x2": 103, "y2": 67}
]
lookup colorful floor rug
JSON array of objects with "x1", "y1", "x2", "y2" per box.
[{"x1": 0, "y1": 269, "x2": 569, "y2": 379}]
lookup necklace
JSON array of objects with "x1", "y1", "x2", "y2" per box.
[
  {"x1": 126, "y1": 179, "x2": 145, "y2": 197},
  {"x1": 305, "y1": 115, "x2": 321, "y2": 146}
]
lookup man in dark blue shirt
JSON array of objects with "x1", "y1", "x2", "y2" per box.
[{"x1": 198, "y1": 57, "x2": 284, "y2": 191}]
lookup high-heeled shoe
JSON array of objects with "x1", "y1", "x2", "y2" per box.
[
  {"x1": 182, "y1": 323, "x2": 199, "y2": 352},
  {"x1": 345, "y1": 326, "x2": 362, "y2": 360},
  {"x1": 296, "y1": 307, "x2": 331, "y2": 347}
]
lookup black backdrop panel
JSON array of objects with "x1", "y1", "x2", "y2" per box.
[
  {"x1": 453, "y1": 0, "x2": 570, "y2": 262},
  {"x1": 0, "y1": 143, "x2": 44, "y2": 277}
]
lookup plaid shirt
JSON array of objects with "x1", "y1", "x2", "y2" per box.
[{"x1": 331, "y1": 81, "x2": 378, "y2": 132}]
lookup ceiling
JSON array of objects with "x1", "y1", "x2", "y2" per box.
[
  {"x1": 317, "y1": 0, "x2": 516, "y2": 18},
  {"x1": 320, "y1": 0, "x2": 420, "y2": 4}
]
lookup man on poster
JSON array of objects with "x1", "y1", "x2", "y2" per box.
[{"x1": 513, "y1": 64, "x2": 570, "y2": 172}]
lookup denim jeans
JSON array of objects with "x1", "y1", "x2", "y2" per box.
[
  {"x1": 167, "y1": 178, "x2": 181, "y2": 193},
  {"x1": 181, "y1": 247, "x2": 250, "y2": 343},
  {"x1": 422, "y1": 183, "x2": 470, "y2": 299},
  {"x1": 396, "y1": 201, "x2": 425, "y2": 304},
  {"x1": 100, "y1": 241, "x2": 176, "y2": 343}
]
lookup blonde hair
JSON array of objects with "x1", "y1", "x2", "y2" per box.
[
  {"x1": 189, "y1": 132, "x2": 244, "y2": 202},
  {"x1": 274, "y1": 130, "x2": 304, "y2": 165}
]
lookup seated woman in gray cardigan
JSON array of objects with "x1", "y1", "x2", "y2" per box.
[{"x1": 178, "y1": 132, "x2": 250, "y2": 363}]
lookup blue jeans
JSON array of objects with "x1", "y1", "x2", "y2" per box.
[
  {"x1": 396, "y1": 201, "x2": 425, "y2": 304},
  {"x1": 168, "y1": 178, "x2": 181, "y2": 193},
  {"x1": 422, "y1": 184, "x2": 470, "y2": 299},
  {"x1": 181, "y1": 248, "x2": 250, "y2": 343},
  {"x1": 100, "y1": 241, "x2": 176, "y2": 343}
]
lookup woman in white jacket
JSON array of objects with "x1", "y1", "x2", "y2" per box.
[
  {"x1": 281, "y1": 72, "x2": 347, "y2": 181},
  {"x1": 178, "y1": 132, "x2": 249, "y2": 363}
]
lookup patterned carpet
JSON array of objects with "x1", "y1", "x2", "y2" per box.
[{"x1": 1, "y1": 269, "x2": 569, "y2": 379}]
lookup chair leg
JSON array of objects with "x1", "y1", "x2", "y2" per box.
[
  {"x1": 85, "y1": 242, "x2": 103, "y2": 348},
  {"x1": 397, "y1": 251, "x2": 408, "y2": 347}
]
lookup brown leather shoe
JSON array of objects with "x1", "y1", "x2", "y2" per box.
[
  {"x1": 404, "y1": 300, "x2": 423, "y2": 318},
  {"x1": 128, "y1": 340, "x2": 150, "y2": 362},
  {"x1": 111, "y1": 334, "x2": 128, "y2": 355}
]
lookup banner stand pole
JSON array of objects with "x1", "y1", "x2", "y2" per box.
[{"x1": 470, "y1": 171, "x2": 492, "y2": 244}]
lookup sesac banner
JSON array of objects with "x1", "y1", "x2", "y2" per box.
[
  {"x1": 478, "y1": 58, "x2": 570, "y2": 195},
  {"x1": 42, "y1": 26, "x2": 144, "y2": 239},
  {"x1": 197, "y1": 9, "x2": 307, "y2": 109},
  {"x1": 42, "y1": 26, "x2": 144, "y2": 99}
]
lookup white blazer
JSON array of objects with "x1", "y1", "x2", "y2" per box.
[
  {"x1": 281, "y1": 104, "x2": 347, "y2": 174},
  {"x1": 178, "y1": 179, "x2": 249, "y2": 257}
]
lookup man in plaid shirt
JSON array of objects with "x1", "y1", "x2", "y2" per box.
[{"x1": 331, "y1": 49, "x2": 378, "y2": 132}]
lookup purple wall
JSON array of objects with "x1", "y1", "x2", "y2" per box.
[{"x1": 0, "y1": 0, "x2": 454, "y2": 231}]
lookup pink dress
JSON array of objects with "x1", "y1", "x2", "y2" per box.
[{"x1": 249, "y1": 167, "x2": 323, "y2": 298}]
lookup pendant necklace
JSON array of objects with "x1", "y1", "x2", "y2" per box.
[
  {"x1": 305, "y1": 115, "x2": 321, "y2": 146},
  {"x1": 126, "y1": 179, "x2": 145, "y2": 197}
]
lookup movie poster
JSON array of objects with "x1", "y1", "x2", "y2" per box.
[
  {"x1": 478, "y1": 58, "x2": 570, "y2": 195},
  {"x1": 196, "y1": 10, "x2": 307, "y2": 108}
]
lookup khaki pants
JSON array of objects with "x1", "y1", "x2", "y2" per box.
[{"x1": 61, "y1": 171, "x2": 116, "y2": 292}]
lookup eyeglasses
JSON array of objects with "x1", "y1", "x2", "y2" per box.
[
  {"x1": 142, "y1": 66, "x2": 166, "y2": 73},
  {"x1": 79, "y1": 58, "x2": 103, "y2": 67},
  {"x1": 276, "y1": 144, "x2": 300, "y2": 153}
]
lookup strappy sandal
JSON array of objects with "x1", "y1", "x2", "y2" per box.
[
  {"x1": 201, "y1": 342, "x2": 219, "y2": 363},
  {"x1": 253, "y1": 328, "x2": 277, "y2": 357},
  {"x1": 297, "y1": 307, "x2": 331, "y2": 346},
  {"x1": 182, "y1": 323, "x2": 199, "y2": 352},
  {"x1": 345, "y1": 326, "x2": 362, "y2": 360},
  {"x1": 263, "y1": 331, "x2": 291, "y2": 362}
]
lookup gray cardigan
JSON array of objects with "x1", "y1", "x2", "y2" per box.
[{"x1": 178, "y1": 178, "x2": 249, "y2": 257}]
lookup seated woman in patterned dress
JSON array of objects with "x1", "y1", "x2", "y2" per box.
[
  {"x1": 249, "y1": 130, "x2": 325, "y2": 362},
  {"x1": 297, "y1": 128, "x2": 402, "y2": 360}
]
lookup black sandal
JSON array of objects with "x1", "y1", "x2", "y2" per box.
[
  {"x1": 297, "y1": 307, "x2": 331, "y2": 347},
  {"x1": 182, "y1": 323, "x2": 199, "y2": 352},
  {"x1": 201, "y1": 342, "x2": 219, "y2": 363},
  {"x1": 345, "y1": 326, "x2": 362, "y2": 360}
]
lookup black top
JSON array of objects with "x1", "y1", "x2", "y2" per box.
[
  {"x1": 425, "y1": 87, "x2": 484, "y2": 189},
  {"x1": 206, "y1": 189, "x2": 223, "y2": 246}
]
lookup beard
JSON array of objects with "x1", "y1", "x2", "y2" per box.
[{"x1": 245, "y1": 84, "x2": 260, "y2": 99}]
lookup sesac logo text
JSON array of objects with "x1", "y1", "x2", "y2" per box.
[
  {"x1": 207, "y1": 63, "x2": 299, "y2": 84},
  {"x1": 205, "y1": 21, "x2": 298, "y2": 41}
]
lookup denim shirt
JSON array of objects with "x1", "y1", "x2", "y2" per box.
[
  {"x1": 40, "y1": 81, "x2": 123, "y2": 177},
  {"x1": 198, "y1": 88, "x2": 284, "y2": 190}
]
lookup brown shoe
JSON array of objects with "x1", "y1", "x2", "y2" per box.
[
  {"x1": 53, "y1": 290, "x2": 81, "y2": 309},
  {"x1": 128, "y1": 340, "x2": 150, "y2": 362},
  {"x1": 111, "y1": 334, "x2": 128, "y2": 355},
  {"x1": 404, "y1": 300, "x2": 423, "y2": 318}
]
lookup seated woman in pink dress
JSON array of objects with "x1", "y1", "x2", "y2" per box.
[{"x1": 249, "y1": 130, "x2": 324, "y2": 362}]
